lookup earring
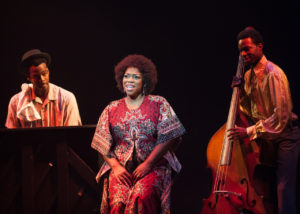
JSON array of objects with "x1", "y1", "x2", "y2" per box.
[{"x1": 142, "y1": 84, "x2": 146, "y2": 95}]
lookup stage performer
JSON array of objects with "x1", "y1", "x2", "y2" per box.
[
  {"x1": 5, "y1": 49, "x2": 82, "y2": 128},
  {"x1": 91, "y1": 54, "x2": 185, "y2": 214},
  {"x1": 228, "y1": 27, "x2": 300, "y2": 214}
]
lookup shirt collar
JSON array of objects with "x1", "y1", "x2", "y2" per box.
[{"x1": 252, "y1": 55, "x2": 267, "y2": 77}]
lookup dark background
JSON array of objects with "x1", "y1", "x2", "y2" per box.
[{"x1": 1, "y1": 1, "x2": 300, "y2": 213}]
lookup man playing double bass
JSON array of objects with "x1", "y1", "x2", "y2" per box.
[{"x1": 228, "y1": 27, "x2": 300, "y2": 214}]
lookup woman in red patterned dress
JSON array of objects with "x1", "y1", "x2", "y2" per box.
[{"x1": 91, "y1": 54, "x2": 185, "y2": 214}]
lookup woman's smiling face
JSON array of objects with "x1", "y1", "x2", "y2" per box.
[{"x1": 123, "y1": 67, "x2": 143, "y2": 98}]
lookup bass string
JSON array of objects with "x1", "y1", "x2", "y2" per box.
[
  {"x1": 213, "y1": 152, "x2": 223, "y2": 192},
  {"x1": 213, "y1": 153, "x2": 230, "y2": 193}
]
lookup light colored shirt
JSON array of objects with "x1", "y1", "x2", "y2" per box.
[
  {"x1": 5, "y1": 83, "x2": 82, "y2": 128},
  {"x1": 240, "y1": 55, "x2": 298, "y2": 140}
]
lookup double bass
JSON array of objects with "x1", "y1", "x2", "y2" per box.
[{"x1": 200, "y1": 57, "x2": 276, "y2": 214}]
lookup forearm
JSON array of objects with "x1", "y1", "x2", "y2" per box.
[
  {"x1": 249, "y1": 113, "x2": 289, "y2": 140},
  {"x1": 103, "y1": 155, "x2": 122, "y2": 169},
  {"x1": 144, "y1": 139, "x2": 176, "y2": 166}
]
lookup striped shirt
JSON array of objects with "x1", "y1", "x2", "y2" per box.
[
  {"x1": 5, "y1": 83, "x2": 82, "y2": 128},
  {"x1": 240, "y1": 55, "x2": 298, "y2": 140}
]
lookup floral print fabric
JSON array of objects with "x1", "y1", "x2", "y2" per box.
[{"x1": 91, "y1": 95, "x2": 185, "y2": 213}]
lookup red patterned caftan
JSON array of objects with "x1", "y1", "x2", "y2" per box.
[{"x1": 91, "y1": 95, "x2": 185, "y2": 214}]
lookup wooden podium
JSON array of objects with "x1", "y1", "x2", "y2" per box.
[{"x1": 0, "y1": 125, "x2": 101, "y2": 214}]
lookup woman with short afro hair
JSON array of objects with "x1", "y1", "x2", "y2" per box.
[
  {"x1": 91, "y1": 54, "x2": 185, "y2": 214},
  {"x1": 114, "y1": 54, "x2": 158, "y2": 95}
]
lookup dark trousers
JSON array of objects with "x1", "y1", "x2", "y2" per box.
[{"x1": 274, "y1": 124, "x2": 300, "y2": 214}]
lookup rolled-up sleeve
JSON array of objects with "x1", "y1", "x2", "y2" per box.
[{"x1": 254, "y1": 69, "x2": 293, "y2": 140}]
